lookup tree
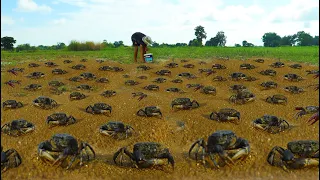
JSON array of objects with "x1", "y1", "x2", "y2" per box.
[
  {"x1": 56, "y1": 42, "x2": 66, "y2": 49},
  {"x1": 205, "y1": 31, "x2": 227, "y2": 47},
  {"x1": 188, "y1": 39, "x2": 202, "y2": 46},
  {"x1": 1, "y1": 36, "x2": 16, "y2": 50},
  {"x1": 242, "y1": 40, "x2": 254, "y2": 47},
  {"x1": 262, "y1": 32, "x2": 281, "y2": 47},
  {"x1": 113, "y1": 41, "x2": 124, "y2": 48},
  {"x1": 175, "y1": 43, "x2": 187, "y2": 47},
  {"x1": 280, "y1": 35, "x2": 297, "y2": 46},
  {"x1": 194, "y1": 25, "x2": 207, "y2": 46},
  {"x1": 205, "y1": 37, "x2": 219, "y2": 46},
  {"x1": 296, "y1": 31, "x2": 314, "y2": 46},
  {"x1": 152, "y1": 42, "x2": 159, "y2": 47},
  {"x1": 313, "y1": 36, "x2": 319, "y2": 46},
  {"x1": 235, "y1": 44, "x2": 241, "y2": 47}
]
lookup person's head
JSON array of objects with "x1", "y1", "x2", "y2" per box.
[{"x1": 142, "y1": 36, "x2": 152, "y2": 46}]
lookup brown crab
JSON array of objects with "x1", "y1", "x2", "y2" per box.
[
  {"x1": 194, "y1": 85, "x2": 217, "y2": 95},
  {"x1": 178, "y1": 72, "x2": 197, "y2": 79},
  {"x1": 52, "y1": 68, "x2": 68, "y2": 75},
  {"x1": 295, "y1": 106, "x2": 319, "y2": 120},
  {"x1": 183, "y1": 64, "x2": 195, "y2": 68},
  {"x1": 254, "y1": 59, "x2": 264, "y2": 63},
  {"x1": 155, "y1": 69, "x2": 171, "y2": 76},
  {"x1": 284, "y1": 74, "x2": 304, "y2": 82},
  {"x1": 171, "y1": 79, "x2": 183, "y2": 83},
  {"x1": 45, "y1": 62, "x2": 58, "y2": 67},
  {"x1": 240, "y1": 63, "x2": 256, "y2": 69},
  {"x1": 289, "y1": 64, "x2": 302, "y2": 69},
  {"x1": 166, "y1": 87, "x2": 185, "y2": 93},
  {"x1": 26, "y1": 72, "x2": 45, "y2": 79},
  {"x1": 33, "y1": 96, "x2": 58, "y2": 109},
  {"x1": 48, "y1": 80, "x2": 65, "y2": 87},
  {"x1": 4, "y1": 80, "x2": 21, "y2": 87},
  {"x1": 28, "y1": 63, "x2": 40, "y2": 67},
  {"x1": 137, "y1": 75, "x2": 148, "y2": 80},
  {"x1": 209, "y1": 108, "x2": 241, "y2": 124},
  {"x1": 229, "y1": 84, "x2": 247, "y2": 93},
  {"x1": 266, "y1": 94, "x2": 288, "y2": 105},
  {"x1": 165, "y1": 62, "x2": 178, "y2": 68},
  {"x1": 229, "y1": 90, "x2": 255, "y2": 104},
  {"x1": 24, "y1": 84, "x2": 42, "y2": 91},
  {"x1": 96, "y1": 77, "x2": 109, "y2": 83},
  {"x1": 2, "y1": 100, "x2": 24, "y2": 110},
  {"x1": 101, "y1": 90, "x2": 117, "y2": 97},
  {"x1": 143, "y1": 84, "x2": 159, "y2": 91},
  {"x1": 46, "y1": 113, "x2": 77, "y2": 127},
  {"x1": 132, "y1": 92, "x2": 147, "y2": 101},
  {"x1": 63, "y1": 60, "x2": 73, "y2": 64},
  {"x1": 212, "y1": 64, "x2": 226, "y2": 69},
  {"x1": 260, "y1": 81, "x2": 278, "y2": 90},
  {"x1": 212, "y1": 76, "x2": 227, "y2": 81},
  {"x1": 125, "y1": 80, "x2": 140, "y2": 86},
  {"x1": 86, "y1": 103, "x2": 112, "y2": 116},
  {"x1": 137, "y1": 65, "x2": 151, "y2": 71},
  {"x1": 152, "y1": 77, "x2": 166, "y2": 83},
  {"x1": 69, "y1": 76, "x2": 84, "y2": 82},
  {"x1": 270, "y1": 61, "x2": 285, "y2": 68},
  {"x1": 284, "y1": 86, "x2": 304, "y2": 94},
  {"x1": 72, "y1": 64, "x2": 86, "y2": 70},
  {"x1": 1, "y1": 119, "x2": 35, "y2": 136},
  {"x1": 137, "y1": 106, "x2": 162, "y2": 118},
  {"x1": 69, "y1": 92, "x2": 87, "y2": 101},
  {"x1": 198, "y1": 69, "x2": 216, "y2": 76},
  {"x1": 171, "y1": 98, "x2": 199, "y2": 110},
  {"x1": 76, "y1": 84, "x2": 94, "y2": 91},
  {"x1": 259, "y1": 69, "x2": 277, "y2": 76},
  {"x1": 230, "y1": 72, "x2": 247, "y2": 81},
  {"x1": 80, "y1": 72, "x2": 97, "y2": 80}
]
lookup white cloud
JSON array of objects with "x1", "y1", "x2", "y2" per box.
[
  {"x1": 52, "y1": 18, "x2": 67, "y2": 25},
  {"x1": 3, "y1": 0, "x2": 319, "y2": 46},
  {"x1": 1, "y1": 16, "x2": 15, "y2": 25},
  {"x1": 15, "y1": 0, "x2": 52, "y2": 13}
]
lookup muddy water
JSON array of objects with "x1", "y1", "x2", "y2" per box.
[{"x1": 1, "y1": 58, "x2": 319, "y2": 180}]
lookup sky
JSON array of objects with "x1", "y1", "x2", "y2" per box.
[{"x1": 1, "y1": 0, "x2": 319, "y2": 47}]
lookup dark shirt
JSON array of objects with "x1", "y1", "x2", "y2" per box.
[{"x1": 131, "y1": 32, "x2": 146, "y2": 46}]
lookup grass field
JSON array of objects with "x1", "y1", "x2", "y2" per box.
[{"x1": 1, "y1": 46, "x2": 319, "y2": 66}]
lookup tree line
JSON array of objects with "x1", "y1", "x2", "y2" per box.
[{"x1": 1, "y1": 25, "x2": 318, "y2": 51}]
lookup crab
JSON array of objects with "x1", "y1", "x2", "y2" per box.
[
  {"x1": 284, "y1": 86, "x2": 304, "y2": 94},
  {"x1": 101, "y1": 90, "x2": 117, "y2": 97},
  {"x1": 7, "y1": 68, "x2": 24, "y2": 73},
  {"x1": 81, "y1": 58, "x2": 88, "y2": 62},
  {"x1": 308, "y1": 112, "x2": 319, "y2": 125},
  {"x1": 96, "y1": 77, "x2": 109, "y2": 83},
  {"x1": 171, "y1": 79, "x2": 183, "y2": 83},
  {"x1": 270, "y1": 61, "x2": 285, "y2": 68},
  {"x1": 1, "y1": 119, "x2": 35, "y2": 136},
  {"x1": 46, "y1": 113, "x2": 77, "y2": 127},
  {"x1": 28, "y1": 63, "x2": 40, "y2": 67},
  {"x1": 123, "y1": 74, "x2": 130, "y2": 78},
  {"x1": 199, "y1": 61, "x2": 207, "y2": 65},
  {"x1": 229, "y1": 84, "x2": 247, "y2": 93},
  {"x1": 2, "y1": 100, "x2": 24, "y2": 110},
  {"x1": 240, "y1": 63, "x2": 256, "y2": 69},
  {"x1": 284, "y1": 74, "x2": 304, "y2": 82},
  {"x1": 26, "y1": 72, "x2": 45, "y2": 79},
  {"x1": 33, "y1": 96, "x2": 58, "y2": 109},
  {"x1": 152, "y1": 77, "x2": 166, "y2": 83},
  {"x1": 137, "y1": 65, "x2": 151, "y2": 71},
  {"x1": 63, "y1": 60, "x2": 73, "y2": 64},
  {"x1": 96, "y1": 59, "x2": 105, "y2": 63},
  {"x1": 24, "y1": 84, "x2": 42, "y2": 91},
  {"x1": 212, "y1": 76, "x2": 227, "y2": 81},
  {"x1": 266, "y1": 94, "x2": 288, "y2": 105},
  {"x1": 244, "y1": 76, "x2": 258, "y2": 81},
  {"x1": 113, "y1": 142, "x2": 174, "y2": 169},
  {"x1": 45, "y1": 62, "x2": 58, "y2": 67},
  {"x1": 52, "y1": 68, "x2": 68, "y2": 75},
  {"x1": 76, "y1": 84, "x2": 94, "y2": 91},
  {"x1": 166, "y1": 87, "x2": 185, "y2": 93},
  {"x1": 295, "y1": 106, "x2": 319, "y2": 120},
  {"x1": 189, "y1": 130, "x2": 250, "y2": 168},
  {"x1": 48, "y1": 80, "x2": 65, "y2": 87},
  {"x1": 155, "y1": 70, "x2": 171, "y2": 76},
  {"x1": 1, "y1": 146, "x2": 22, "y2": 173},
  {"x1": 209, "y1": 108, "x2": 240, "y2": 124},
  {"x1": 86, "y1": 103, "x2": 112, "y2": 116},
  {"x1": 125, "y1": 80, "x2": 140, "y2": 86},
  {"x1": 137, "y1": 106, "x2": 162, "y2": 118},
  {"x1": 137, "y1": 75, "x2": 148, "y2": 80},
  {"x1": 254, "y1": 59, "x2": 264, "y2": 63},
  {"x1": 229, "y1": 90, "x2": 255, "y2": 104},
  {"x1": 186, "y1": 84, "x2": 201, "y2": 89},
  {"x1": 132, "y1": 92, "x2": 147, "y2": 101},
  {"x1": 99, "y1": 121, "x2": 134, "y2": 139},
  {"x1": 194, "y1": 85, "x2": 217, "y2": 95},
  {"x1": 267, "y1": 140, "x2": 319, "y2": 171},
  {"x1": 99, "y1": 66, "x2": 123, "y2": 72},
  {"x1": 261, "y1": 81, "x2": 278, "y2": 90},
  {"x1": 181, "y1": 59, "x2": 189, "y2": 63},
  {"x1": 289, "y1": 64, "x2": 302, "y2": 69},
  {"x1": 259, "y1": 69, "x2": 277, "y2": 76},
  {"x1": 171, "y1": 98, "x2": 199, "y2": 110},
  {"x1": 143, "y1": 84, "x2": 159, "y2": 91},
  {"x1": 165, "y1": 62, "x2": 178, "y2": 68},
  {"x1": 69, "y1": 76, "x2": 84, "y2": 82},
  {"x1": 252, "y1": 115, "x2": 290, "y2": 134},
  {"x1": 37, "y1": 133, "x2": 95, "y2": 169},
  {"x1": 80, "y1": 72, "x2": 96, "y2": 80},
  {"x1": 198, "y1": 69, "x2": 216, "y2": 76},
  {"x1": 72, "y1": 64, "x2": 86, "y2": 70},
  {"x1": 69, "y1": 92, "x2": 87, "y2": 101},
  {"x1": 178, "y1": 72, "x2": 197, "y2": 79},
  {"x1": 306, "y1": 70, "x2": 319, "y2": 75},
  {"x1": 183, "y1": 64, "x2": 195, "y2": 68},
  {"x1": 4, "y1": 80, "x2": 21, "y2": 87},
  {"x1": 230, "y1": 72, "x2": 247, "y2": 81},
  {"x1": 212, "y1": 64, "x2": 226, "y2": 69}
]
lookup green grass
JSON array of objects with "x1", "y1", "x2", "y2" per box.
[{"x1": 1, "y1": 46, "x2": 319, "y2": 65}]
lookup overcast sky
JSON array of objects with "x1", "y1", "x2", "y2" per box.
[{"x1": 1, "y1": 0, "x2": 319, "y2": 46}]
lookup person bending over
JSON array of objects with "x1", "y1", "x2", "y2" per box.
[{"x1": 131, "y1": 32, "x2": 152, "y2": 63}]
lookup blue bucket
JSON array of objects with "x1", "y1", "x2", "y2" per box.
[{"x1": 144, "y1": 53, "x2": 153, "y2": 63}]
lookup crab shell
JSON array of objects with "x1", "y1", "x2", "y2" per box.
[
  {"x1": 270, "y1": 62, "x2": 285, "y2": 68},
  {"x1": 125, "y1": 80, "x2": 139, "y2": 86},
  {"x1": 86, "y1": 103, "x2": 112, "y2": 116},
  {"x1": 212, "y1": 64, "x2": 226, "y2": 69},
  {"x1": 72, "y1": 64, "x2": 86, "y2": 70},
  {"x1": 46, "y1": 113, "x2": 76, "y2": 126},
  {"x1": 261, "y1": 81, "x2": 278, "y2": 89},
  {"x1": 171, "y1": 98, "x2": 199, "y2": 110},
  {"x1": 213, "y1": 76, "x2": 227, "y2": 81},
  {"x1": 143, "y1": 85, "x2": 159, "y2": 91},
  {"x1": 137, "y1": 106, "x2": 163, "y2": 118},
  {"x1": 45, "y1": 62, "x2": 58, "y2": 67},
  {"x1": 287, "y1": 140, "x2": 319, "y2": 156},
  {"x1": 69, "y1": 76, "x2": 84, "y2": 82},
  {"x1": 28, "y1": 72, "x2": 45, "y2": 79},
  {"x1": 101, "y1": 90, "x2": 117, "y2": 97},
  {"x1": 183, "y1": 64, "x2": 195, "y2": 68},
  {"x1": 171, "y1": 79, "x2": 183, "y2": 83},
  {"x1": 153, "y1": 78, "x2": 166, "y2": 83},
  {"x1": 284, "y1": 74, "x2": 304, "y2": 82},
  {"x1": 80, "y1": 73, "x2": 97, "y2": 80},
  {"x1": 77, "y1": 85, "x2": 93, "y2": 91},
  {"x1": 24, "y1": 84, "x2": 42, "y2": 91},
  {"x1": 63, "y1": 60, "x2": 73, "y2": 64},
  {"x1": 96, "y1": 78, "x2": 109, "y2": 83},
  {"x1": 209, "y1": 108, "x2": 240, "y2": 124},
  {"x1": 2, "y1": 100, "x2": 24, "y2": 110},
  {"x1": 289, "y1": 64, "x2": 302, "y2": 69},
  {"x1": 69, "y1": 92, "x2": 87, "y2": 100},
  {"x1": 137, "y1": 65, "x2": 151, "y2": 71},
  {"x1": 1, "y1": 119, "x2": 35, "y2": 136},
  {"x1": 240, "y1": 64, "x2": 256, "y2": 69},
  {"x1": 260, "y1": 70, "x2": 277, "y2": 76},
  {"x1": 99, "y1": 121, "x2": 134, "y2": 138},
  {"x1": 156, "y1": 70, "x2": 171, "y2": 76},
  {"x1": 28, "y1": 63, "x2": 40, "y2": 67},
  {"x1": 32, "y1": 96, "x2": 58, "y2": 109},
  {"x1": 229, "y1": 91, "x2": 255, "y2": 104},
  {"x1": 201, "y1": 86, "x2": 217, "y2": 95},
  {"x1": 266, "y1": 95, "x2": 288, "y2": 105},
  {"x1": 52, "y1": 69, "x2": 67, "y2": 75},
  {"x1": 165, "y1": 63, "x2": 178, "y2": 68},
  {"x1": 48, "y1": 81, "x2": 65, "y2": 87},
  {"x1": 284, "y1": 86, "x2": 304, "y2": 94},
  {"x1": 254, "y1": 59, "x2": 264, "y2": 63}
]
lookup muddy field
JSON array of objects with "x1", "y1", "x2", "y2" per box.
[{"x1": 1, "y1": 58, "x2": 319, "y2": 180}]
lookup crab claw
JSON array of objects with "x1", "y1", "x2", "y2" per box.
[
  {"x1": 194, "y1": 85, "x2": 203, "y2": 92},
  {"x1": 6, "y1": 82, "x2": 15, "y2": 87},
  {"x1": 313, "y1": 73, "x2": 319, "y2": 79},
  {"x1": 138, "y1": 94, "x2": 147, "y2": 101},
  {"x1": 307, "y1": 112, "x2": 319, "y2": 125},
  {"x1": 295, "y1": 107, "x2": 304, "y2": 111},
  {"x1": 8, "y1": 70, "x2": 18, "y2": 75},
  {"x1": 206, "y1": 70, "x2": 215, "y2": 76}
]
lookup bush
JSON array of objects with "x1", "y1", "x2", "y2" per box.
[{"x1": 67, "y1": 40, "x2": 104, "y2": 51}]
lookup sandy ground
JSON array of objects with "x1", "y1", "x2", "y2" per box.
[{"x1": 1, "y1": 58, "x2": 319, "y2": 180}]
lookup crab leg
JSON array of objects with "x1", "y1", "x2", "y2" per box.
[{"x1": 307, "y1": 112, "x2": 319, "y2": 125}]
